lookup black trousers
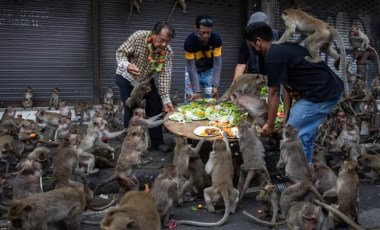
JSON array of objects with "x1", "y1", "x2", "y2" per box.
[{"x1": 115, "y1": 74, "x2": 165, "y2": 146}]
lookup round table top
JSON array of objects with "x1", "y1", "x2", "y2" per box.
[{"x1": 164, "y1": 111, "x2": 239, "y2": 142}]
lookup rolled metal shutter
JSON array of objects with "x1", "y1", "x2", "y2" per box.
[
  {"x1": 274, "y1": 0, "x2": 380, "y2": 86},
  {"x1": 99, "y1": 0, "x2": 246, "y2": 102},
  {"x1": 0, "y1": 0, "x2": 93, "y2": 107}
]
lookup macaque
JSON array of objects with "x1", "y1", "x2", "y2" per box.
[
  {"x1": 100, "y1": 191, "x2": 161, "y2": 230},
  {"x1": 58, "y1": 100, "x2": 72, "y2": 120},
  {"x1": 231, "y1": 91, "x2": 268, "y2": 125},
  {"x1": 310, "y1": 162, "x2": 337, "y2": 195},
  {"x1": 18, "y1": 120, "x2": 43, "y2": 156},
  {"x1": 273, "y1": 8, "x2": 348, "y2": 96},
  {"x1": 22, "y1": 86, "x2": 33, "y2": 109},
  {"x1": 176, "y1": 133, "x2": 239, "y2": 227},
  {"x1": 255, "y1": 181, "x2": 281, "y2": 224},
  {"x1": 54, "y1": 117, "x2": 71, "y2": 142},
  {"x1": 335, "y1": 117, "x2": 360, "y2": 150},
  {"x1": 357, "y1": 152, "x2": 380, "y2": 184},
  {"x1": 74, "y1": 101, "x2": 91, "y2": 125},
  {"x1": 12, "y1": 159, "x2": 43, "y2": 200},
  {"x1": 129, "y1": 108, "x2": 168, "y2": 129},
  {"x1": 0, "y1": 106, "x2": 19, "y2": 136},
  {"x1": 35, "y1": 109, "x2": 62, "y2": 140},
  {"x1": 172, "y1": 136, "x2": 205, "y2": 202},
  {"x1": 371, "y1": 75, "x2": 380, "y2": 100},
  {"x1": 126, "y1": 77, "x2": 152, "y2": 110},
  {"x1": 237, "y1": 121, "x2": 270, "y2": 201},
  {"x1": 215, "y1": 73, "x2": 266, "y2": 104},
  {"x1": 26, "y1": 146, "x2": 51, "y2": 175},
  {"x1": 0, "y1": 135, "x2": 18, "y2": 176},
  {"x1": 323, "y1": 160, "x2": 359, "y2": 229},
  {"x1": 149, "y1": 164, "x2": 181, "y2": 225},
  {"x1": 48, "y1": 87, "x2": 60, "y2": 110},
  {"x1": 103, "y1": 86, "x2": 114, "y2": 105}
]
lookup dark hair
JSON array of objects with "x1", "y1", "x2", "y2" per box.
[
  {"x1": 195, "y1": 14, "x2": 213, "y2": 28},
  {"x1": 152, "y1": 22, "x2": 176, "y2": 39},
  {"x1": 245, "y1": 22, "x2": 273, "y2": 42}
]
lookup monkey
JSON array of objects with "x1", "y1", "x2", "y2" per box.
[
  {"x1": 100, "y1": 191, "x2": 161, "y2": 230},
  {"x1": 35, "y1": 109, "x2": 62, "y2": 140},
  {"x1": 187, "y1": 151, "x2": 211, "y2": 198},
  {"x1": 128, "y1": 0, "x2": 142, "y2": 22},
  {"x1": 25, "y1": 146, "x2": 52, "y2": 175},
  {"x1": 313, "y1": 146, "x2": 328, "y2": 165},
  {"x1": 58, "y1": 100, "x2": 72, "y2": 120},
  {"x1": 335, "y1": 117, "x2": 360, "y2": 150},
  {"x1": 214, "y1": 73, "x2": 266, "y2": 104},
  {"x1": 254, "y1": 181, "x2": 281, "y2": 224},
  {"x1": 309, "y1": 162, "x2": 337, "y2": 195},
  {"x1": 243, "y1": 201, "x2": 328, "y2": 229},
  {"x1": 17, "y1": 120, "x2": 43, "y2": 157},
  {"x1": 323, "y1": 160, "x2": 360, "y2": 229},
  {"x1": 273, "y1": 8, "x2": 349, "y2": 97},
  {"x1": 51, "y1": 138, "x2": 84, "y2": 189},
  {"x1": 22, "y1": 86, "x2": 33, "y2": 109},
  {"x1": 168, "y1": 0, "x2": 187, "y2": 21},
  {"x1": 74, "y1": 100, "x2": 91, "y2": 125},
  {"x1": 103, "y1": 86, "x2": 114, "y2": 105},
  {"x1": 112, "y1": 100, "x2": 124, "y2": 128},
  {"x1": 176, "y1": 133, "x2": 240, "y2": 227},
  {"x1": 371, "y1": 75, "x2": 380, "y2": 100},
  {"x1": 8, "y1": 185, "x2": 115, "y2": 230},
  {"x1": 357, "y1": 152, "x2": 380, "y2": 184},
  {"x1": 349, "y1": 26, "x2": 380, "y2": 76},
  {"x1": 172, "y1": 136, "x2": 205, "y2": 202},
  {"x1": 129, "y1": 107, "x2": 168, "y2": 129},
  {"x1": 0, "y1": 134, "x2": 18, "y2": 176},
  {"x1": 54, "y1": 117, "x2": 71, "y2": 142},
  {"x1": 12, "y1": 158, "x2": 43, "y2": 200},
  {"x1": 236, "y1": 121, "x2": 270, "y2": 201},
  {"x1": 126, "y1": 77, "x2": 152, "y2": 110},
  {"x1": 230, "y1": 91, "x2": 268, "y2": 126},
  {"x1": 0, "y1": 106, "x2": 19, "y2": 136},
  {"x1": 48, "y1": 87, "x2": 60, "y2": 110},
  {"x1": 149, "y1": 164, "x2": 182, "y2": 225}
]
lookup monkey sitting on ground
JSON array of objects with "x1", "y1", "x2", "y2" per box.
[
  {"x1": 103, "y1": 86, "x2": 114, "y2": 105},
  {"x1": 176, "y1": 132, "x2": 239, "y2": 227},
  {"x1": 214, "y1": 73, "x2": 266, "y2": 104},
  {"x1": 74, "y1": 100, "x2": 92, "y2": 125},
  {"x1": 35, "y1": 109, "x2": 62, "y2": 140},
  {"x1": 0, "y1": 106, "x2": 19, "y2": 137},
  {"x1": 149, "y1": 164, "x2": 182, "y2": 226},
  {"x1": 100, "y1": 191, "x2": 160, "y2": 230},
  {"x1": 0, "y1": 135, "x2": 18, "y2": 176},
  {"x1": 231, "y1": 91, "x2": 268, "y2": 125},
  {"x1": 54, "y1": 117, "x2": 71, "y2": 142},
  {"x1": 48, "y1": 87, "x2": 60, "y2": 110},
  {"x1": 12, "y1": 158, "x2": 43, "y2": 200},
  {"x1": 236, "y1": 121, "x2": 270, "y2": 201},
  {"x1": 357, "y1": 152, "x2": 380, "y2": 184},
  {"x1": 273, "y1": 8, "x2": 348, "y2": 97},
  {"x1": 22, "y1": 86, "x2": 34, "y2": 109},
  {"x1": 18, "y1": 120, "x2": 43, "y2": 157},
  {"x1": 25, "y1": 146, "x2": 52, "y2": 175},
  {"x1": 323, "y1": 160, "x2": 360, "y2": 229},
  {"x1": 310, "y1": 162, "x2": 337, "y2": 196},
  {"x1": 58, "y1": 101, "x2": 72, "y2": 120},
  {"x1": 243, "y1": 201, "x2": 328, "y2": 229},
  {"x1": 254, "y1": 181, "x2": 281, "y2": 224}
]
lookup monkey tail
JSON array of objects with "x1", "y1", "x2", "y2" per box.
[
  {"x1": 176, "y1": 189, "x2": 231, "y2": 227},
  {"x1": 332, "y1": 28, "x2": 349, "y2": 98},
  {"x1": 167, "y1": 0, "x2": 179, "y2": 22},
  {"x1": 93, "y1": 175, "x2": 117, "y2": 195},
  {"x1": 369, "y1": 47, "x2": 380, "y2": 76},
  {"x1": 314, "y1": 200, "x2": 364, "y2": 230},
  {"x1": 87, "y1": 197, "x2": 117, "y2": 212},
  {"x1": 242, "y1": 210, "x2": 286, "y2": 227}
]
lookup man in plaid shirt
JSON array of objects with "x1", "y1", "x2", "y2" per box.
[{"x1": 115, "y1": 22, "x2": 175, "y2": 152}]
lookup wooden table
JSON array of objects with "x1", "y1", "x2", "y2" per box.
[{"x1": 164, "y1": 111, "x2": 239, "y2": 142}]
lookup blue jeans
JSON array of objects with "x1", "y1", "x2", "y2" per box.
[
  {"x1": 184, "y1": 67, "x2": 213, "y2": 100},
  {"x1": 286, "y1": 95, "x2": 341, "y2": 164}
]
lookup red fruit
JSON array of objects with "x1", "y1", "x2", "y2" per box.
[
  {"x1": 147, "y1": 56, "x2": 153, "y2": 62},
  {"x1": 101, "y1": 137, "x2": 108, "y2": 143},
  {"x1": 147, "y1": 37, "x2": 153, "y2": 43},
  {"x1": 158, "y1": 59, "x2": 165, "y2": 63},
  {"x1": 160, "y1": 51, "x2": 166, "y2": 56}
]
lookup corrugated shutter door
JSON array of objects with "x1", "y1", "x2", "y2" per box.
[
  {"x1": 99, "y1": 0, "x2": 246, "y2": 102},
  {"x1": 274, "y1": 0, "x2": 380, "y2": 86},
  {"x1": 0, "y1": 0, "x2": 93, "y2": 107}
]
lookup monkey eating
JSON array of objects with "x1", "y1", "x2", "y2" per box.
[
  {"x1": 22, "y1": 86, "x2": 34, "y2": 109},
  {"x1": 48, "y1": 87, "x2": 60, "y2": 110}
]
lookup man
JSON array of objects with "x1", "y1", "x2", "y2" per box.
[
  {"x1": 115, "y1": 22, "x2": 175, "y2": 152},
  {"x1": 233, "y1": 12, "x2": 279, "y2": 80},
  {"x1": 184, "y1": 14, "x2": 222, "y2": 101},
  {"x1": 245, "y1": 22, "x2": 343, "y2": 164}
]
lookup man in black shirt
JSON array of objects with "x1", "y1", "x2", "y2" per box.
[{"x1": 245, "y1": 22, "x2": 343, "y2": 164}]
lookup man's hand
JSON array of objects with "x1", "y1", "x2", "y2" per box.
[
  {"x1": 163, "y1": 103, "x2": 174, "y2": 113},
  {"x1": 127, "y1": 63, "x2": 141, "y2": 76},
  {"x1": 261, "y1": 122, "x2": 275, "y2": 137},
  {"x1": 211, "y1": 87, "x2": 218, "y2": 98}
]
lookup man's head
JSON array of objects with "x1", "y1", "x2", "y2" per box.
[
  {"x1": 247, "y1": 12, "x2": 268, "y2": 26},
  {"x1": 151, "y1": 22, "x2": 176, "y2": 51},
  {"x1": 195, "y1": 14, "x2": 213, "y2": 43},
  {"x1": 245, "y1": 22, "x2": 274, "y2": 54}
]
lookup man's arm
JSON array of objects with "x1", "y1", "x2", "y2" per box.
[
  {"x1": 282, "y1": 87, "x2": 292, "y2": 124},
  {"x1": 158, "y1": 48, "x2": 174, "y2": 112},
  {"x1": 262, "y1": 86, "x2": 280, "y2": 136},
  {"x1": 233, "y1": 64, "x2": 247, "y2": 81}
]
